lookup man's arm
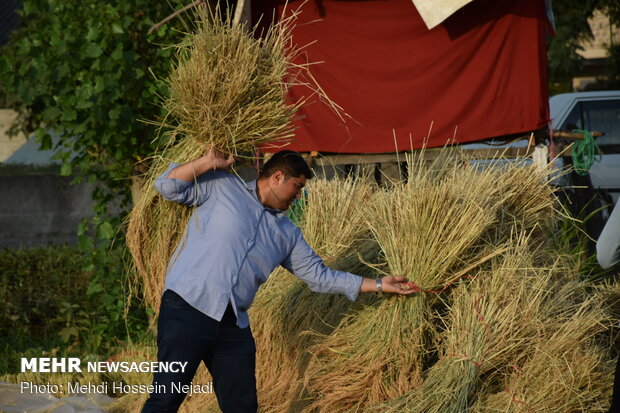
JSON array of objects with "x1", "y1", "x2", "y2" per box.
[
  {"x1": 167, "y1": 149, "x2": 233, "y2": 181},
  {"x1": 154, "y1": 149, "x2": 233, "y2": 206},
  {"x1": 282, "y1": 230, "x2": 416, "y2": 300}
]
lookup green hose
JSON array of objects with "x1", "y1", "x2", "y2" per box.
[{"x1": 571, "y1": 129, "x2": 601, "y2": 176}]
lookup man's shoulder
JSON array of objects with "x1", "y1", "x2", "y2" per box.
[
  {"x1": 205, "y1": 169, "x2": 234, "y2": 180},
  {"x1": 206, "y1": 170, "x2": 247, "y2": 187}
]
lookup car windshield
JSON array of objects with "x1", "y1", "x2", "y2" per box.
[{"x1": 561, "y1": 99, "x2": 620, "y2": 147}]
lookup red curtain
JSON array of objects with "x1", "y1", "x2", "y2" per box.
[{"x1": 256, "y1": 0, "x2": 550, "y2": 153}]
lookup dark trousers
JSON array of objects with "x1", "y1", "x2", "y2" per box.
[{"x1": 141, "y1": 290, "x2": 258, "y2": 413}]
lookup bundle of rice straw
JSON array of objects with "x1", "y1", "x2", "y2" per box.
[
  {"x1": 301, "y1": 153, "x2": 557, "y2": 412},
  {"x1": 472, "y1": 295, "x2": 613, "y2": 412},
  {"x1": 481, "y1": 161, "x2": 557, "y2": 244},
  {"x1": 127, "y1": 4, "x2": 311, "y2": 313},
  {"x1": 250, "y1": 176, "x2": 381, "y2": 412},
  {"x1": 162, "y1": 5, "x2": 303, "y2": 156},
  {"x1": 373, "y1": 233, "x2": 607, "y2": 412}
]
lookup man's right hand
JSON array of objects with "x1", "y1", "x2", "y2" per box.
[
  {"x1": 200, "y1": 148, "x2": 234, "y2": 170},
  {"x1": 167, "y1": 148, "x2": 234, "y2": 181}
]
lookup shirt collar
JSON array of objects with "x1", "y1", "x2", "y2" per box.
[{"x1": 245, "y1": 179, "x2": 287, "y2": 217}]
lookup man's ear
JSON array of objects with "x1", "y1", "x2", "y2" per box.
[{"x1": 272, "y1": 170, "x2": 284, "y2": 183}]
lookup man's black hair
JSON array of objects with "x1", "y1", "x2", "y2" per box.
[{"x1": 260, "y1": 150, "x2": 314, "y2": 179}]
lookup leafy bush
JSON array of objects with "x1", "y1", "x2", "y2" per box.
[
  {"x1": 0, "y1": 1, "x2": 189, "y2": 317},
  {"x1": 1, "y1": 246, "x2": 86, "y2": 335},
  {"x1": 0, "y1": 245, "x2": 149, "y2": 374},
  {"x1": 0, "y1": 0, "x2": 186, "y2": 194},
  {"x1": 0, "y1": 2, "x2": 189, "y2": 371}
]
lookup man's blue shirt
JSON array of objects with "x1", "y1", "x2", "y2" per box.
[{"x1": 154, "y1": 163, "x2": 363, "y2": 328}]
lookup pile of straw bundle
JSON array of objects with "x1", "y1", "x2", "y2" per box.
[
  {"x1": 473, "y1": 296, "x2": 613, "y2": 412},
  {"x1": 127, "y1": 5, "x2": 306, "y2": 313},
  {"x1": 250, "y1": 176, "x2": 381, "y2": 412},
  {"x1": 374, "y1": 234, "x2": 612, "y2": 412},
  {"x1": 295, "y1": 154, "x2": 616, "y2": 413},
  {"x1": 301, "y1": 155, "x2": 555, "y2": 412}
]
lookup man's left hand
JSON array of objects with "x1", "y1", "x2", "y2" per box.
[
  {"x1": 380, "y1": 275, "x2": 418, "y2": 295},
  {"x1": 360, "y1": 276, "x2": 418, "y2": 295}
]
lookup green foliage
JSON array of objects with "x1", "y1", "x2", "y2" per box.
[
  {"x1": 0, "y1": 245, "x2": 150, "y2": 374},
  {"x1": 0, "y1": 1, "x2": 186, "y2": 198},
  {"x1": 552, "y1": 201, "x2": 612, "y2": 280},
  {"x1": 603, "y1": 43, "x2": 620, "y2": 88},
  {"x1": 548, "y1": 0, "x2": 598, "y2": 92},
  {"x1": 549, "y1": 0, "x2": 620, "y2": 93},
  {"x1": 0, "y1": 1, "x2": 190, "y2": 360},
  {"x1": 288, "y1": 189, "x2": 308, "y2": 225},
  {"x1": 0, "y1": 246, "x2": 87, "y2": 336},
  {"x1": 0, "y1": 0, "x2": 188, "y2": 270}
]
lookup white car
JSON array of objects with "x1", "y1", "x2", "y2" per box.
[{"x1": 550, "y1": 90, "x2": 620, "y2": 199}]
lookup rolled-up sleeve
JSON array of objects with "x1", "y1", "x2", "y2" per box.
[
  {"x1": 153, "y1": 162, "x2": 212, "y2": 206},
  {"x1": 281, "y1": 230, "x2": 363, "y2": 301},
  {"x1": 597, "y1": 201, "x2": 620, "y2": 269}
]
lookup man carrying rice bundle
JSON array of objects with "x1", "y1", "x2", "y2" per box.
[{"x1": 140, "y1": 149, "x2": 416, "y2": 413}]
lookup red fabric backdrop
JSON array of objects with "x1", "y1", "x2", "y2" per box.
[{"x1": 255, "y1": 0, "x2": 550, "y2": 153}]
